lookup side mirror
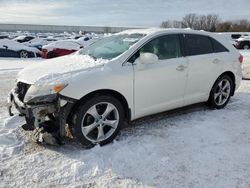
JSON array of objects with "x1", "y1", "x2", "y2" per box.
[
  {"x1": 3, "y1": 45, "x2": 8, "y2": 49},
  {"x1": 140, "y1": 53, "x2": 158, "y2": 64}
]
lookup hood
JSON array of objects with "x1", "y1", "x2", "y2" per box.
[{"x1": 17, "y1": 54, "x2": 109, "y2": 85}]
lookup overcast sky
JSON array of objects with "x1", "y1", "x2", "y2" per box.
[{"x1": 0, "y1": 0, "x2": 250, "y2": 26}]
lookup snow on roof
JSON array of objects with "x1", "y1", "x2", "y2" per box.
[
  {"x1": 118, "y1": 28, "x2": 211, "y2": 36},
  {"x1": 13, "y1": 35, "x2": 31, "y2": 40},
  {"x1": 23, "y1": 38, "x2": 49, "y2": 47},
  {"x1": 42, "y1": 40, "x2": 83, "y2": 51},
  {"x1": 118, "y1": 28, "x2": 164, "y2": 35}
]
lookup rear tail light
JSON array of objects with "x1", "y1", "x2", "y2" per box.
[{"x1": 239, "y1": 54, "x2": 243, "y2": 64}]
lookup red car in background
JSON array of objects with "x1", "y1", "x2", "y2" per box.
[
  {"x1": 42, "y1": 40, "x2": 83, "y2": 58},
  {"x1": 41, "y1": 36, "x2": 95, "y2": 58}
]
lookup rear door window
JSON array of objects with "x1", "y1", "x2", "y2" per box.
[{"x1": 184, "y1": 34, "x2": 213, "y2": 56}]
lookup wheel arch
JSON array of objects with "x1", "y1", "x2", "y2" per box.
[{"x1": 67, "y1": 89, "x2": 131, "y2": 123}]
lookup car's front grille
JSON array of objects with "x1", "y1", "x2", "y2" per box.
[{"x1": 15, "y1": 82, "x2": 31, "y2": 102}]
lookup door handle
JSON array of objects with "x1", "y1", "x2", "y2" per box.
[
  {"x1": 176, "y1": 65, "x2": 187, "y2": 71},
  {"x1": 213, "y1": 58, "x2": 220, "y2": 64}
]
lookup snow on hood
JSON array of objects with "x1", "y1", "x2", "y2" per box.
[{"x1": 17, "y1": 54, "x2": 109, "y2": 85}]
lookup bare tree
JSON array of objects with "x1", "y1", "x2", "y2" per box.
[
  {"x1": 172, "y1": 20, "x2": 182, "y2": 28},
  {"x1": 181, "y1": 13, "x2": 198, "y2": 29},
  {"x1": 203, "y1": 14, "x2": 219, "y2": 31},
  {"x1": 216, "y1": 21, "x2": 232, "y2": 32},
  {"x1": 196, "y1": 15, "x2": 207, "y2": 30},
  {"x1": 160, "y1": 20, "x2": 171, "y2": 28},
  {"x1": 231, "y1": 19, "x2": 250, "y2": 32},
  {"x1": 160, "y1": 14, "x2": 250, "y2": 32},
  {"x1": 160, "y1": 20, "x2": 182, "y2": 28}
]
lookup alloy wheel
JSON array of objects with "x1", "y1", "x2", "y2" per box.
[
  {"x1": 20, "y1": 51, "x2": 29, "y2": 58},
  {"x1": 243, "y1": 44, "x2": 250, "y2": 50},
  {"x1": 81, "y1": 102, "x2": 119, "y2": 143},
  {"x1": 214, "y1": 79, "x2": 231, "y2": 106}
]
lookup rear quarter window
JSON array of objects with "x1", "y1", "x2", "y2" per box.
[{"x1": 210, "y1": 38, "x2": 229, "y2": 53}]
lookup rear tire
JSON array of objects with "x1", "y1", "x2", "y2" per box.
[
  {"x1": 243, "y1": 44, "x2": 250, "y2": 50},
  {"x1": 47, "y1": 51, "x2": 56, "y2": 59},
  {"x1": 70, "y1": 95, "x2": 125, "y2": 147},
  {"x1": 206, "y1": 75, "x2": 233, "y2": 109}
]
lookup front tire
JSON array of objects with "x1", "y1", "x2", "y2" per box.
[
  {"x1": 206, "y1": 75, "x2": 233, "y2": 109},
  {"x1": 19, "y1": 50, "x2": 29, "y2": 58},
  {"x1": 70, "y1": 95, "x2": 125, "y2": 147}
]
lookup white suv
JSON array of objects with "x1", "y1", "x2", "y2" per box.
[{"x1": 8, "y1": 29, "x2": 243, "y2": 147}]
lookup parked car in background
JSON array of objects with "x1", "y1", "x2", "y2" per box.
[
  {"x1": 76, "y1": 36, "x2": 99, "y2": 47},
  {"x1": 217, "y1": 32, "x2": 250, "y2": 47},
  {"x1": 0, "y1": 35, "x2": 9, "y2": 39},
  {"x1": 45, "y1": 37, "x2": 58, "y2": 42},
  {"x1": 14, "y1": 35, "x2": 35, "y2": 43},
  {"x1": 235, "y1": 36, "x2": 250, "y2": 49},
  {"x1": 8, "y1": 29, "x2": 242, "y2": 146},
  {"x1": 0, "y1": 39, "x2": 41, "y2": 58},
  {"x1": 42, "y1": 40, "x2": 83, "y2": 58},
  {"x1": 41, "y1": 36, "x2": 100, "y2": 59},
  {"x1": 23, "y1": 38, "x2": 50, "y2": 50}
]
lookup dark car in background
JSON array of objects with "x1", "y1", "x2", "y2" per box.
[
  {"x1": 0, "y1": 39, "x2": 41, "y2": 58},
  {"x1": 0, "y1": 35, "x2": 9, "y2": 39},
  {"x1": 14, "y1": 36, "x2": 35, "y2": 43}
]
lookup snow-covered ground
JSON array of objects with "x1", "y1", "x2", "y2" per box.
[{"x1": 0, "y1": 55, "x2": 250, "y2": 188}]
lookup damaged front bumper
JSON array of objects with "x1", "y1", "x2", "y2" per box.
[{"x1": 8, "y1": 88, "x2": 77, "y2": 145}]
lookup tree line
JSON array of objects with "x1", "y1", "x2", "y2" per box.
[{"x1": 160, "y1": 13, "x2": 250, "y2": 32}]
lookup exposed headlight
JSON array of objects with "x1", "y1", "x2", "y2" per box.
[
  {"x1": 26, "y1": 94, "x2": 58, "y2": 105},
  {"x1": 24, "y1": 83, "x2": 68, "y2": 103}
]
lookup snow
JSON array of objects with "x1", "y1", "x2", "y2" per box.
[
  {"x1": 0, "y1": 58, "x2": 40, "y2": 72},
  {"x1": 237, "y1": 36, "x2": 250, "y2": 42},
  {"x1": 0, "y1": 39, "x2": 41, "y2": 54},
  {"x1": 119, "y1": 28, "x2": 163, "y2": 35},
  {"x1": 23, "y1": 38, "x2": 49, "y2": 47},
  {"x1": 13, "y1": 35, "x2": 28, "y2": 41},
  {"x1": 76, "y1": 36, "x2": 100, "y2": 48},
  {"x1": 42, "y1": 40, "x2": 83, "y2": 51},
  {"x1": 0, "y1": 57, "x2": 250, "y2": 187},
  {"x1": 42, "y1": 36, "x2": 103, "y2": 52},
  {"x1": 16, "y1": 54, "x2": 109, "y2": 85}
]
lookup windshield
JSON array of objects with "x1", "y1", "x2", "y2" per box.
[{"x1": 79, "y1": 33, "x2": 145, "y2": 60}]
